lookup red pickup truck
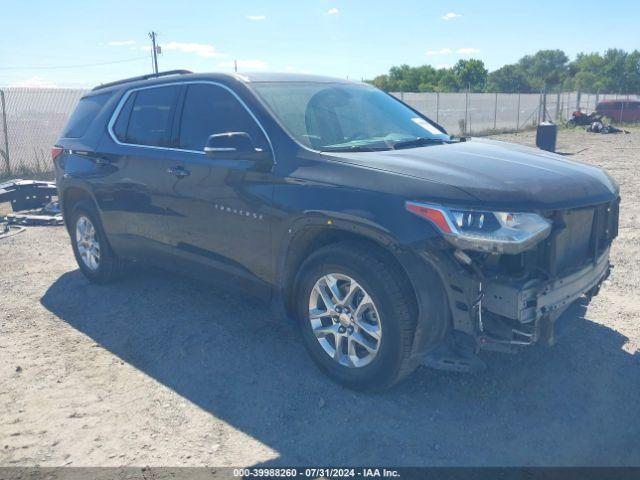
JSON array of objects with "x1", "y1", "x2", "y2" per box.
[{"x1": 596, "y1": 99, "x2": 640, "y2": 122}]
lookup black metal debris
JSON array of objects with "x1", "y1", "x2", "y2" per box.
[{"x1": 0, "y1": 179, "x2": 62, "y2": 228}]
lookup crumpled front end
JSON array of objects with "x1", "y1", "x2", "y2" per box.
[{"x1": 422, "y1": 197, "x2": 619, "y2": 371}]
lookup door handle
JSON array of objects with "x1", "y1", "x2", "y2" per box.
[{"x1": 167, "y1": 166, "x2": 191, "y2": 178}]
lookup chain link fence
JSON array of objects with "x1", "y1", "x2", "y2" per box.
[
  {"x1": 0, "y1": 87, "x2": 638, "y2": 180},
  {"x1": 393, "y1": 91, "x2": 640, "y2": 136},
  {"x1": 0, "y1": 88, "x2": 88, "y2": 180}
]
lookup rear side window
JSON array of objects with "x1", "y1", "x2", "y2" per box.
[
  {"x1": 178, "y1": 84, "x2": 264, "y2": 151},
  {"x1": 61, "y1": 92, "x2": 111, "y2": 138},
  {"x1": 112, "y1": 92, "x2": 136, "y2": 141},
  {"x1": 113, "y1": 85, "x2": 181, "y2": 147}
]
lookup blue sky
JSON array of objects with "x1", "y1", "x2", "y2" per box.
[{"x1": 1, "y1": 0, "x2": 638, "y2": 88}]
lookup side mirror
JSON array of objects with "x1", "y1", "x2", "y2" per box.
[{"x1": 204, "y1": 132, "x2": 269, "y2": 161}]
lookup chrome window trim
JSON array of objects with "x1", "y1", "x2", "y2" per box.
[{"x1": 106, "y1": 81, "x2": 276, "y2": 163}]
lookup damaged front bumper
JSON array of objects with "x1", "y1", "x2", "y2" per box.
[
  {"x1": 420, "y1": 198, "x2": 619, "y2": 372},
  {"x1": 481, "y1": 247, "x2": 611, "y2": 350},
  {"x1": 421, "y1": 247, "x2": 612, "y2": 372}
]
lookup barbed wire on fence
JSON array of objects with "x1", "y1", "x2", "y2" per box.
[{"x1": 0, "y1": 87, "x2": 638, "y2": 179}]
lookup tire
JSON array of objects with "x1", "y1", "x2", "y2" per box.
[
  {"x1": 69, "y1": 200, "x2": 128, "y2": 284},
  {"x1": 294, "y1": 241, "x2": 421, "y2": 391}
]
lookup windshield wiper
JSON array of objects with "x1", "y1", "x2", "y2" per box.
[
  {"x1": 320, "y1": 145, "x2": 391, "y2": 153},
  {"x1": 390, "y1": 137, "x2": 450, "y2": 150}
]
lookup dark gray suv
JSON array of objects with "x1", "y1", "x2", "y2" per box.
[{"x1": 54, "y1": 70, "x2": 620, "y2": 390}]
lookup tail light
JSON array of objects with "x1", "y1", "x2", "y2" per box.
[{"x1": 51, "y1": 147, "x2": 63, "y2": 161}]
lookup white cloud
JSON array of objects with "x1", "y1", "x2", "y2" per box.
[
  {"x1": 219, "y1": 59, "x2": 268, "y2": 70},
  {"x1": 426, "y1": 47, "x2": 480, "y2": 58},
  {"x1": 441, "y1": 12, "x2": 461, "y2": 20},
  {"x1": 456, "y1": 47, "x2": 480, "y2": 55},
  {"x1": 426, "y1": 48, "x2": 452, "y2": 56},
  {"x1": 10, "y1": 76, "x2": 57, "y2": 88},
  {"x1": 326, "y1": 7, "x2": 339, "y2": 15},
  {"x1": 107, "y1": 40, "x2": 136, "y2": 46},
  {"x1": 247, "y1": 15, "x2": 266, "y2": 20},
  {"x1": 162, "y1": 41, "x2": 227, "y2": 58}
]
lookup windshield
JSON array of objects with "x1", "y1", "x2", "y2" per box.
[{"x1": 250, "y1": 82, "x2": 450, "y2": 151}]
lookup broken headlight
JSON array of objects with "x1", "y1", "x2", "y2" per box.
[{"x1": 405, "y1": 202, "x2": 552, "y2": 254}]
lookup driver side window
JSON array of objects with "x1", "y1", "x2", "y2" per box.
[{"x1": 178, "y1": 84, "x2": 265, "y2": 151}]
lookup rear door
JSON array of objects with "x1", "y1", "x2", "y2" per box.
[
  {"x1": 162, "y1": 82, "x2": 275, "y2": 284},
  {"x1": 97, "y1": 84, "x2": 183, "y2": 257}
]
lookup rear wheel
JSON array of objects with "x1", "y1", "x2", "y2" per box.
[
  {"x1": 69, "y1": 201, "x2": 128, "y2": 283},
  {"x1": 295, "y1": 241, "x2": 420, "y2": 391}
]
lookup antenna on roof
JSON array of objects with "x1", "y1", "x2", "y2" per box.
[{"x1": 234, "y1": 60, "x2": 238, "y2": 73}]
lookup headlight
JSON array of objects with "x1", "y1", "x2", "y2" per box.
[{"x1": 405, "y1": 201, "x2": 552, "y2": 254}]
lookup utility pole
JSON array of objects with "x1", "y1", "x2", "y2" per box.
[{"x1": 149, "y1": 31, "x2": 159, "y2": 74}]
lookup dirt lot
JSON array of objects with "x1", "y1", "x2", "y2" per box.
[{"x1": 1, "y1": 128, "x2": 639, "y2": 467}]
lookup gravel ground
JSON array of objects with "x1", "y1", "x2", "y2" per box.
[{"x1": 1, "y1": 128, "x2": 639, "y2": 467}]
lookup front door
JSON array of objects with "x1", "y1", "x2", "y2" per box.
[{"x1": 163, "y1": 83, "x2": 274, "y2": 284}]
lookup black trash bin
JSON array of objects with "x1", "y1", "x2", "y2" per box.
[{"x1": 536, "y1": 122, "x2": 557, "y2": 152}]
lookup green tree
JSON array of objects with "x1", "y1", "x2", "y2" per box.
[
  {"x1": 600, "y1": 49, "x2": 629, "y2": 92},
  {"x1": 389, "y1": 64, "x2": 420, "y2": 91},
  {"x1": 571, "y1": 71, "x2": 602, "y2": 92},
  {"x1": 486, "y1": 64, "x2": 531, "y2": 92},
  {"x1": 365, "y1": 48, "x2": 640, "y2": 94},
  {"x1": 452, "y1": 59, "x2": 488, "y2": 92},
  {"x1": 415, "y1": 65, "x2": 439, "y2": 91},
  {"x1": 518, "y1": 49, "x2": 569, "y2": 90},
  {"x1": 436, "y1": 69, "x2": 459, "y2": 92},
  {"x1": 369, "y1": 74, "x2": 392, "y2": 91},
  {"x1": 567, "y1": 52, "x2": 605, "y2": 91},
  {"x1": 624, "y1": 50, "x2": 640, "y2": 93}
]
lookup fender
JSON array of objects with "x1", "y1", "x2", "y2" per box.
[
  {"x1": 58, "y1": 178, "x2": 103, "y2": 234},
  {"x1": 273, "y1": 210, "x2": 404, "y2": 290},
  {"x1": 270, "y1": 210, "x2": 456, "y2": 356}
]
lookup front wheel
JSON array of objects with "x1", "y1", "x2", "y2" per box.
[{"x1": 294, "y1": 242, "x2": 420, "y2": 391}]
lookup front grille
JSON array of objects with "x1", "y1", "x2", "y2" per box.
[
  {"x1": 555, "y1": 208, "x2": 594, "y2": 273},
  {"x1": 549, "y1": 198, "x2": 619, "y2": 275},
  {"x1": 473, "y1": 197, "x2": 619, "y2": 280}
]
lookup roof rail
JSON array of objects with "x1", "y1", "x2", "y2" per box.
[{"x1": 92, "y1": 69, "x2": 193, "y2": 91}]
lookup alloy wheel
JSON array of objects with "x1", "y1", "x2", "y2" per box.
[
  {"x1": 308, "y1": 273, "x2": 382, "y2": 368},
  {"x1": 75, "y1": 216, "x2": 100, "y2": 271}
]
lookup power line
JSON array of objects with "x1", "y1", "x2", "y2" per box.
[{"x1": 0, "y1": 57, "x2": 149, "y2": 71}]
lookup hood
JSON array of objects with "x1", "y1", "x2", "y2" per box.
[{"x1": 323, "y1": 138, "x2": 619, "y2": 210}]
